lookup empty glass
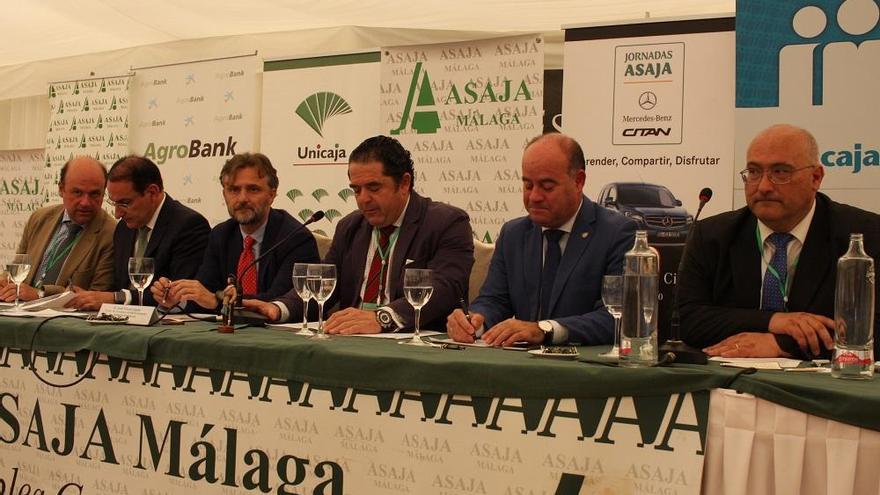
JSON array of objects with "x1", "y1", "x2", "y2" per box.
[
  {"x1": 600, "y1": 275, "x2": 623, "y2": 358},
  {"x1": 292, "y1": 263, "x2": 313, "y2": 336}
]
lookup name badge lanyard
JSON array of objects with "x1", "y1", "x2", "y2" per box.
[
  {"x1": 36, "y1": 228, "x2": 83, "y2": 289},
  {"x1": 755, "y1": 226, "x2": 799, "y2": 310},
  {"x1": 367, "y1": 226, "x2": 400, "y2": 308}
]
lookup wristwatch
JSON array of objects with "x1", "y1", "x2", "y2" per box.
[
  {"x1": 538, "y1": 320, "x2": 554, "y2": 344},
  {"x1": 375, "y1": 308, "x2": 398, "y2": 333},
  {"x1": 114, "y1": 290, "x2": 126, "y2": 304}
]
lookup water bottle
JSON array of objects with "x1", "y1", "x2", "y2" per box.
[
  {"x1": 832, "y1": 233, "x2": 875, "y2": 379},
  {"x1": 620, "y1": 230, "x2": 660, "y2": 367}
]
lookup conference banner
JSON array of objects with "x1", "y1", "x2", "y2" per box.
[
  {"x1": 381, "y1": 35, "x2": 544, "y2": 242},
  {"x1": 0, "y1": 346, "x2": 709, "y2": 495},
  {"x1": 44, "y1": 75, "x2": 131, "y2": 205},
  {"x1": 736, "y1": 0, "x2": 880, "y2": 211},
  {"x1": 129, "y1": 55, "x2": 260, "y2": 225},
  {"x1": 261, "y1": 53, "x2": 381, "y2": 237},
  {"x1": 562, "y1": 18, "x2": 735, "y2": 340},
  {"x1": 0, "y1": 150, "x2": 44, "y2": 262}
]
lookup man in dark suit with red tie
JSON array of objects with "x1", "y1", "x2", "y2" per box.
[
  {"x1": 68, "y1": 155, "x2": 210, "y2": 309},
  {"x1": 244, "y1": 136, "x2": 474, "y2": 333},
  {"x1": 152, "y1": 153, "x2": 319, "y2": 311}
]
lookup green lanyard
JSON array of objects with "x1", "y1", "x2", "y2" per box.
[
  {"x1": 755, "y1": 225, "x2": 799, "y2": 307},
  {"x1": 361, "y1": 226, "x2": 400, "y2": 309},
  {"x1": 37, "y1": 224, "x2": 82, "y2": 287}
]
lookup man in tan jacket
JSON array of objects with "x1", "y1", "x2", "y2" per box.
[{"x1": 0, "y1": 156, "x2": 115, "y2": 301}]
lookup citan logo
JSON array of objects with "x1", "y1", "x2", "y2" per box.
[{"x1": 295, "y1": 92, "x2": 352, "y2": 137}]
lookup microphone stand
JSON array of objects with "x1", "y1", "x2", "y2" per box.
[
  {"x1": 659, "y1": 200, "x2": 709, "y2": 364},
  {"x1": 220, "y1": 211, "x2": 326, "y2": 328}
]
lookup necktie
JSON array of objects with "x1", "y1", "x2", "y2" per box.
[
  {"x1": 134, "y1": 226, "x2": 150, "y2": 259},
  {"x1": 540, "y1": 229, "x2": 564, "y2": 319},
  {"x1": 761, "y1": 232, "x2": 794, "y2": 312},
  {"x1": 363, "y1": 225, "x2": 396, "y2": 305},
  {"x1": 37, "y1": 221, "x2": 81, "y2": 288},
  {"x1": 237, "y1": 235, "x2": 257, "y2": 296}
]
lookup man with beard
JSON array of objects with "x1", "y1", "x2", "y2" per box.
[{"x1": 151, "y1": 153, "x2": 319, "y2": 311}]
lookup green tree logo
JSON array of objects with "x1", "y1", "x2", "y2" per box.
[{"x1": 295, "y1": 92, "x2": 352, "y2": 137}]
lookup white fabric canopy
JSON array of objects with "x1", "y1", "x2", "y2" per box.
[{"x1": 2, "y1": 0, "x2": 733, "y2": 67}]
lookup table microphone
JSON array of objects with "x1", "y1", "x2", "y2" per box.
[
  {"x1": 660, "y1": 188, "x2": 712, "y2": 364},
  {"x1": 224, "y1": 211, "x2": 326, "y2": 326}
]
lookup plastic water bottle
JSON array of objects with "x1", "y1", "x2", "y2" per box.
[
  {"x1": 620, "y1": 231, "x2": 659, "y2": 367},
  {"x1": 832, "y1": 233, "x2": 875, "y2": 379}
]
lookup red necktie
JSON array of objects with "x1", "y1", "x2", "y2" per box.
[
  {"x1": 237, "y1": 235, "x2": 257, "y2": 296},
  {"x1": 362, "y1": 226, "x2": 396, "y2": 305}
]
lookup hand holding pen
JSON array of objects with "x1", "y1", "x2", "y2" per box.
[{"x1": 446, "y1": 298, "x2": 484, "y2": 343}]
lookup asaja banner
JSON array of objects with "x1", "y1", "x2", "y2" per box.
[
  {"x1": 44, "y1": 75, "x2": 130, "y2": 206},
  {"x1": 736, "y1": 0, "x2": 880, "y2": 211},
  {"x1": 0, "y1": 346, "x2": 708, "y2": 495},
  {"x1": 261, "y1": 53, "x2": 381, "y2": 237},
  {"x1": 0, "y1": 149, "x2": 44, "y2": 261},
  {"x1": 381, "y1": 35, "x2": 544, "y2": 242},
  {"x1": 129, "y1": 55, "x2": 260, "y2": 225}
]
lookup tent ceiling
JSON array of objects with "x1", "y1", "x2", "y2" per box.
[{"x1": 3, "y1": 0, "x2": 733, "y2": 67}]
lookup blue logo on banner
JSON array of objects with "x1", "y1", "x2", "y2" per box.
[{"x1": 737, "y1": 0, "x2": 880, "y2": 107}]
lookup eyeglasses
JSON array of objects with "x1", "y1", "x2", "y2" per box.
[
  {"x1": 105, "y1": 198, "x2": 133, "y2": 209},
  {"x1": 739, "y1": 165, "x2": 814, "y2": 185}
]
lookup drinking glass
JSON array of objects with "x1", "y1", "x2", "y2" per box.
[
  {"x1": 6, "y1": 254, "x2": 32, "y2": 308},
  {"x1": 292, "y1": 263, "x2": 313, "y2": 336},
  {"x1": 307, "y1": 264, "x2": 336, "y2": 340},
  {"x1": 401, "y1": 268, "x2": 434, "y2": 346},
  {"x1": 128, "y1": 257, "x2": 155, "y2": 306},
  {"x1": 599, "y1": 275, "x2": 623, "y2": 358}
]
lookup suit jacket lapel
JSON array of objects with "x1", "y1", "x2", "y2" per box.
[
  {"x1": 144, "y1": 196, "x2": 173, "y2": 257},
  {"x1": 26, "y1": 207, "x2": 64, "y2": 285},
  {"x1": 523, "y1": 223, "x2": 543, "y2": 321},
  {"x1": 346, "y1": 219, "x2": 373, "y2": 307},
  {"x1": 58, "y1": 211, "x2": 103, "y2": 285},
  {"x1": 550, "y1": 199, "x2": 595, "y2": 313},
  {"x1": 731, "y1": 215, "x2": 762, "y2": 308},
  {"x1": 788, "y1": 199, "x2": 831, "y2": 310},
  {"x1": 389, "y1": 193, "x2": 425, "y2": 295}
]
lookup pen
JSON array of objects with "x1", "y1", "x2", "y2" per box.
[
  {"x1": 162, "y1": 286, "x2": 170, "y2": 305},
  {"x1": 459, "y1": 297, "x2": 470, "y2": 321}
]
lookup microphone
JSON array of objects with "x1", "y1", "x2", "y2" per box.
[
  {"x1": 224, "y1": 211, "x2": 325, "y2": 325},
  {"x1": 660, "y1": 189, "x2": 710, "y2": 364},
  {"x1": 694, "y1": 187, "x2": 713, "y2": 222}
]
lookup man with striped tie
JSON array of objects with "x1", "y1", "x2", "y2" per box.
[
  {"x1": 0, "y1": 156, "x2": 115, "y2": 302},
  {"x1": 678, "y1": 124, "x2": 880, "y2": 359}
]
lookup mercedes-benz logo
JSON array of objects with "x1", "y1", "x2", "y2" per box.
[
  {"x1": 638, "y1": 91, "x2": 657, "y2": 110},
  {"x1": 661, "y1": 216, "x2": 673, "y2": 227}
]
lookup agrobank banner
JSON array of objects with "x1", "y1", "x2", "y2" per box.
[
  {"x1": 381, "y1": 35, "x2": 544, "y2": 242},
  {"x1": 736, "y1": 0, "x2": 880, "y2": 211},
  {"x1": 0, "y1": 346, "x2": 708, "y2": 495},
  {"x1": 129, "y1": 55, "x2": 260, "y2": 225},
  {"x1": 261, "y1": 53, "x2": 381, "y2": 237}
]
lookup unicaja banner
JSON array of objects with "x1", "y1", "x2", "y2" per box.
[
  {"x1": 381, "y1": 35, "x2": 544, "y2": 242},
  {"x1": 261, "y1": 53, "x2": 381, "y2": 237},
  {"x1": 44, "y1": 75, "x2": 131, "y2": 205},
  {"x1": 129, "y1": 55, "x2": 260, "y2": 225},
  {"x1": 0, "y1": 150, "x2": 44, "y2": 261},
  {"x1": 736, "y1": 0, "x2": 880, "y2": 211}
]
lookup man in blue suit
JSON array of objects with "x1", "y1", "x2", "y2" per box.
[{"x1": 447, "y1": 133, "x2": 636, "y2": 346}]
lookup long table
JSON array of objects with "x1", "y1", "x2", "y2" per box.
[{"x1": 0, "y1": 314, "x2": 877, "y2": 494}]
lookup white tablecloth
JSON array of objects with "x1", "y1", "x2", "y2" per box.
[{"x1": 703, "y1": 388, "x2": 880, "y2": 495}]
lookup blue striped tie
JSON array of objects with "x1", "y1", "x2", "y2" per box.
[{"x1": 761, "y1": 232, "x2": 793, "y2": 312}]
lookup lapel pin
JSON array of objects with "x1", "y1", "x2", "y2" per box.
[{"x1": 581, "y1": 232, "x2": 589, "y2": 239}]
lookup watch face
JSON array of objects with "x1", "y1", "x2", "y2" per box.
[
  {"x1": 376, "y1": 310, "x2": 394, "y2": 328},
  {"x1": 538, "y1": 321, "x2": 553, "y2": 333}
]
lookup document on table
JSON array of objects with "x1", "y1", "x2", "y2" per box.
[
  {"x1": 0, "y1": 308, "x2": 87, "y2": 318},
  {"x1": 267, "y1": 322, "x2": 442, "y2": 339},
  {"x1": 709, "y1": 356, "x2": 802, "y2": 370}
]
